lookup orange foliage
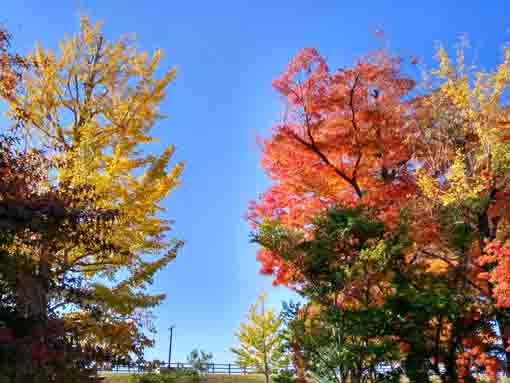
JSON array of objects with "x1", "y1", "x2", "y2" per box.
[{"x1": 248, "y1": 48, "x2": 417, "y2": 285}]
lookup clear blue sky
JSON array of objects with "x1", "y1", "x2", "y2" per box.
[{"x1": 3, "y1": 0, "x2": 510, "y2": 363}]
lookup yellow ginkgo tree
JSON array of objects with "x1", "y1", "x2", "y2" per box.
[
  {"x1": 231, "y1": 293, "x2": 289, "y2": 383},
  {"x1": 6, "y1": 16, "x2": 184, "y2": 372}
]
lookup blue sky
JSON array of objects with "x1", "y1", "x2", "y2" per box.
[{"x1": 3, "y1": 0, "x2": 510, "y2": 363}]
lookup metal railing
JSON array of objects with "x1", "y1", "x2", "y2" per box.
[{"x1": 98, "y1": 362, "x2": 277, "y2": 375}]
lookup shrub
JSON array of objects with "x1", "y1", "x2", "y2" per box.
[
  {"x1": 129, "y1": 373, "x2": 177, "y2": 383},
  {"x1": 272, "y1": 370, "x2": 296, "y2": 383},
  {"x1": 129, "y1": 369, "x2": 200, "y2": 383}
]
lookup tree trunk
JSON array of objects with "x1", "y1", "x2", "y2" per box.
[
  {"x1": 350, "y1": 371, "x2": 361, "y2": 383},
  {"x1": 404, "y1": 342, "x2": 431, "y2": 383},
  {"x1": 443, "y1": 349, "x2": 459, "y2": 383},
  {"x1": 497, "y1": 310, "x2": 510, "y2": 377},
  {"x1": 290, "y1": 344, "x2": 307, "y2": 383},
  {"x1": 16, "y1": 254, "x2": 49, "y2": 383},
  {"x1": 441, "y1": 321, "x2": 461, "y2": 383}
]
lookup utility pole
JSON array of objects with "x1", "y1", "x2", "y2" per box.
[{"x1": 168, "y1": 326, "x2": 175, "y2": 367}]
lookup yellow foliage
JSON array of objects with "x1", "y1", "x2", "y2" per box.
[
  {"x1": 417, "y1": 41, "x2": 510, "y2": 208},
  {"x1": 8, "y1": 17, "x2": 183, "y2": 267}
]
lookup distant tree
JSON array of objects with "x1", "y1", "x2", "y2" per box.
[
  {"x1": 231, "y1": 293, "x2": 289, "y2": 383},
  {"x1": 187, "y1": 349, "x2": 213, "y2": 373}
]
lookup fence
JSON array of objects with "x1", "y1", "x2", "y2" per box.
[
  {"x1": 98, "y1": 363, "x2": 501, "y2": 380},
  {"x1": 97, "y1": 362, "x2": 398, "y2": 376},
  {"x1": 98, "y1": 362, "x2": 275, "y2": 375}
]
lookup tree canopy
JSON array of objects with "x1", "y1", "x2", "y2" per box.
[
  {"x1": 0, "y1": 18, "x2": 183, "y2": 382},
  {"x1": 231, "y1": 293, "x2": 289, "y2": 383},
  {"x1": 249, "y1": 44, "x2": 510, "y2": 383}
]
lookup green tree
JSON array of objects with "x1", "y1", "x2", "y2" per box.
[
  {"x1": 255, "y1": 208, "x2": 405, "y2": 383},
  {"x1": 254, "y1": 207, "x2": 467, "y2": 383},
  {"x1": 231, "y1": 293, "x2": 289, "y2": 383},
  {"x1": 187, "y1": 349, "x2": 213, "y2": 373}
]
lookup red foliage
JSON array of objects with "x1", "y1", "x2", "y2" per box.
[
  {"x1": 457, "y1": 347, "x2": 500, "y2": 383},
  {"x1": 479, "y1": 241, "x2": 510, "y2": 308},
  {"x1": 248, "y1": 48, "x2": 417, "y2": 285},
  {"x1": 0, "y1": 28, "x2": 26, "y2": 101}
]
